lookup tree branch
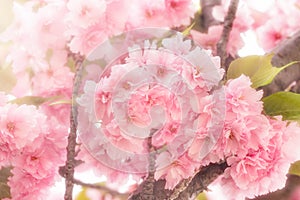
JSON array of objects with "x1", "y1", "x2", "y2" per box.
[
  {"x1": 217, "y1": 0, "x2": 239, "y2": 70},
  {"x1": 64, "y1": 53, "x2": 85, "y2": 200},
  {"x1": 129, "y1": 162, "x2": 228, "y2": 200},
  {"x1": 174, "y1": 162, "x2": 228, "y2": 199},
  {"x1": 193, "y1": 0, "x2": 222, "y2": 33},
  {"x1": 262, "y1": 31, "x2": 300, "y2": 96},
  {"x1": 128, "y1": 130, "x2": 159, "y2": 200}
]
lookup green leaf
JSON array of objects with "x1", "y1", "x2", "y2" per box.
[
  {"x1": 67, "y1": 56, "x2": 76, "y2": 73},
  {"x1": 182, "y1": 22, "x2": 195, "y2": 36},
  {"x1": 227, "y1": 54, "x2": 298, "y2": 88},
  {"x1": 196, "y1": 192, "x2": 207, "y2": 200},
  {"x1": 0, "y1": 167, "x2": 12, "y2": 199},
  {"x1": 48, "y1": 99, "x2": 72, "y2": 106},
  {"x1": 9, "y1": 95, "x2": 63, "y2": 106},
  {"x1": 76, "y1": 188, "x2": 90, "y2": 200},
  {"x1": 289, "y1": 160, "x2": 300, "y2": 176},
  {"x1": 263, "y1": 91, "x2": 300, "y2": 120},
  {"x1": 0, "y1": 64, "x2": 17, "y2": 93}
]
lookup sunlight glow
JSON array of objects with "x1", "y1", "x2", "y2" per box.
[{"x1": 238, "y1": 31, "x2": 265, "y2": 56}]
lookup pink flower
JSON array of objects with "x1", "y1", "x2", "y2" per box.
[
  {"x1": 102, "y1": 119, "x2": 147, "y2": 153},
  {"x1": 127, "y1": 0, "x2": 168, "y2": 28},
  {"x1": 13, "y1": 144, "x2": 57, "y2": 180},
  {"x1": 163, "y1": 0, "x2": 196, "y2": 27},
  {"x1": 33, "y1": 2, "x2": 68, "y2": 51},
  {"x1": 155, "y1": 152, "x2": 197, "y2": 189},
  {"x1": 8, "y1": 167, "x2": 55, "y2": 200},
  {"x1": 152, "y1": 121, "x2": 181, "y2": 147},
  {"x1": 0, "y1": 104, "x2": 45, "y2": 150},
  {"x1": 77, "y1": 33, "x2": 224, "y2": 187},
  {"x1": 256, "y1": 19, "x2": 289, "y2": 51},
  {"x1": 4, "y1": 109, "x2": 68, "y2": 200},
  {"x1": 191, "y1": 27, "x2": 221, "y2": 54},
  {"x1": 69, "y1": 23, "x2": 108, "y2": 55},
  {"x1": 66, "y1": 0, "x2": 106, "y2": 29},
  {"x1": 222, "y1": 115, "x2": 271, "y2": 158},
  {"x1": 213, "y1": 0, "x2": 253, "y2": 32},
  {"x1": 127, "y1": 0, "x2": 195, "y2": 28},
  {"x1": 249, "y1": 0, "x2": 300, "y2": 51},
  {"x1": 282, "y1": 121, "x2": 300, "y2": 162},
  {"x1": 192, "y1": 0, "x2": 252, "y2": 56},
  {"x1": 204, "y1": 74, "x2": 300, "y2": 199},
  {"x1": 191, "y1": 25, "x2": 244, "y2": 56},
  {"x1": 183, "y1": 47, "x2": 224, "y2": 90},
  {"x1": 220, "y1": 135, "x2": 289, "y2": 199},
  {"x1": 105, "y1": 0, "x2": 131, "y2": 35},
  {"x1": 211, "y1": 116, "x2": 300, "y2": 199},
  {"x1": 76, "y1": 145, "x2": 143, "y2": 186},
  {"x1": 31, "y1": 64, "x2": 73, "y2": 96},
  {"x1": 225, "y1": 75, "x2": 263, "y2": 117},
  {"x1": 161, "y1": 32, "x2": 192, "y2": 55}
]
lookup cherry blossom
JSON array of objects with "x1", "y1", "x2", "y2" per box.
[
  {"x1": 1, "y1": 0, "x2": 300, "y2": 199},
  {"x1": 66, "y1": 0, "x2": 106, "y2": 29},
  {"x1": 205, "y1": 76, "x2": 300, "y2": 199}
]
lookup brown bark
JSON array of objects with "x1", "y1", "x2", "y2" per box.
[
  {"x1": 262, "y1": 31, "x2": 300, "y2": 96},
  {"x1": 128, "y1": 162, "x2": 228, "y2": 200},
  {"x1": 64, "y1": 54, "x2": 84, "y2": 200},
  {"x1": 217, "y1": 0, "x2": 240, "y2": 69},
  {"x1": 194, "y1": 0, "x2": 222, "y2": 33}
]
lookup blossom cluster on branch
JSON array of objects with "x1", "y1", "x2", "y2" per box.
[{"x1": 0, "y1": 0, "x2": 300, "y2": 200}]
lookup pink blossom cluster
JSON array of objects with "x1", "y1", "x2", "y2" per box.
[
  {"x1": 0, "y1": 93, "x2": 68, "y2": 200},
  {"x1": 1, "y1": 0, "x2": 300, "y2": 199},
  {"x1": 1, "y1": 0, "x2": 196, "y2": 103},
  {"x1": 0, "y1": 0, "x2": 197, "y2": 199},
  {"x1": 193, "y1": 0, "x2": 300, "y2": 54},
  {"x1": 191, "y1": 0, "x2": 254, "y2": 56},
  {"x1": 206, "y1": 75, "x2": 300, "y2": 199},
  {"x1": 77, "y1": 33, "x2": 300, "y2": 198},
  {"x1": 247, "y1": 0, "x2": 300, "y2": 51},
  {"x1": 77, "y1": 33, "x2": 225, "y2": 190},
  {"x1": 66, "y1": 0, "x2": 196, "y2": 55}
]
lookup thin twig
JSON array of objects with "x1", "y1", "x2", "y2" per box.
[
  {"x1": 64, "y1": 53, "x2": 85, "y2": 200},
  {"x1": 129, "y1": 129, "x2": 157, "y2": 200},
  {"x1": 217, "y1": 0, "x2": 239, "y2": 70},
  {"x1": 196, "y1": 0, "x2": 222, "y2": 33},
  {"x1": 72, "y1": 178, "x2": 129, "y2": 200}
]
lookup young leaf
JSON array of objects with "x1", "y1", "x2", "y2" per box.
[
  {"x1": 0, "y1": 167, "x2": 12, "y2": 199},
  {"x1": 289, "y1": 160, "x2": 300, "y2": 177},
  {"x1": 182, "y1": 22, "x2": 195, "y2": 36},
  {"x1": 263, "y1": 91, "x2": 300, "y2": 120},
  {"x1": 9, "y1": 95, "x2": 63, "y2": 106},
  {"x1": 76, "y1": 188, "x2": 90, "y2": 200},
  {"x1": 48, "y1": 99, "x2": 72, "y2": 106},
  {"x1": 227, "y1": 54, "x2": 298, "y2": 88},
  {"x1": 196, "y1": 192, "x2": 207, "y2": 200}
]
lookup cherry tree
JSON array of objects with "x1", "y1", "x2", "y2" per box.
[{"x1": 1, "y1": 0, "x2": 300, "y2": 200}]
